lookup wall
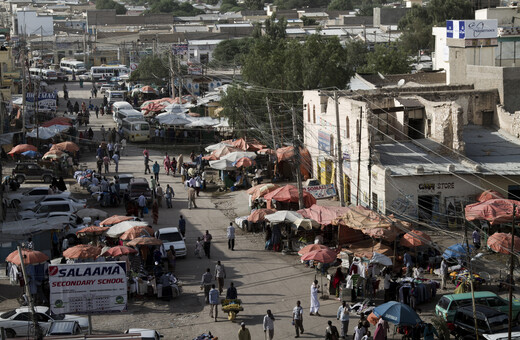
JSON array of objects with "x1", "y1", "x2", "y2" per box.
[
  {"x1": 475, "y1": 7, "x2": 517, "y2": 24},
  {"x1": 373, "y1": 7, "x2": 408, "y2": 27},
  {"x1": 341, "y1": 15, "x2": 373, "y2": 26},
  {"x1": 432, "y1": 27, "x2": 449, "y2": 72},
  {"x1": 17, "y1": 11, "x2": 53, "y2": 36}
]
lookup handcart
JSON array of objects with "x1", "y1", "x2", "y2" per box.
[{"x1": 221, "y1": 299, "x2": 243, "y2": 321}]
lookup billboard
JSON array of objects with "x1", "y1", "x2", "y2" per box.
[
  {"x1": 49, "y1": 262, "x2": 127, "y2": 314},
  {"x1": 303, "y1": 183, "x2": 337, "y2": 199},
  {"x1": 447, "y1": 20, "x2": 498, "y2": 40},
  {"x1": 25, "y1": 92, "x2": 57, "y2": 112},
  {"x1": 172, "y1": 43, "x2": 188, "y2": 56},
  {"x1": 318, "y1": 130, "x2": 331, "y2": 154}
]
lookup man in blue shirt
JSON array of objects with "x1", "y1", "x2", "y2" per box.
[
  {"x1": 209, "y1": 284, "x2": 219, "y2": 322},
  {"x1": 152, "y1": 161, "x2": 160, "y2": 182}
]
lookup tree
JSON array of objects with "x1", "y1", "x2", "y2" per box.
[
  {"x1": 129, "y1": 54, "x2": 170, "y2": 83},
  {"x1": 244, "y1": 0, "x2": 264, "y2": 10},
  {"x1": 211, "y1": 38, "x2": 253, "y2": 67},
  {"x1": 301, "y1": 16, "x2": 317, "y2": 26},
  {"x1": 96, "y1": 0, "x2": 127, "y2": 14},
  {"x1": 148, "y1": 0, "x2": 204, "y2": 15},
  {"x1": 220, "y1": 0, "x2": 243, "y2": 13},
  {"x1": 361, "y1": 42, "x2": 411, "y2": 74},
  {"x1": 328, "y1": 0, "x2": 353, "y2": 10},
  {"x1": 273, "y1": 0, "x2": 330, "y2": 10}
]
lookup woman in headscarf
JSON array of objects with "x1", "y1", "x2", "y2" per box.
[
  {"x1": 57, "y1": 177, "x2": 67, "y2": 192},
  {"x1": 332, "y1": 267, "x2": 346, "y2": 298},
  {"x1": 163, "y1": 152, "x2": 170, "y2": 175},
  {"x1": 152, "y1": 199, "x2": 159, "y2": 224}
]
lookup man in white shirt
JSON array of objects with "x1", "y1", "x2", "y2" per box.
[
  {"x1": 336, "y1": 300, "x2": 350, "y2": 339},
  {"x1": 292, "y1": 300, "x2": 304, "y2": 338},
  {"x1": 227, "y1": 222, "x2": 235, "y2": 251}
]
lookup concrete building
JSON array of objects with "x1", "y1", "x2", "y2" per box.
[
  {"x1": 0, "y1": 47, "x2": 21, "y2": 100},
  {"x1": 15, "y1": 9, "x2": 54, "y2": 37}
]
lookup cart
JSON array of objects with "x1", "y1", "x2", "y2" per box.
[{"x1": 221, "y1": 299, "x2": 243, "y2": 321}]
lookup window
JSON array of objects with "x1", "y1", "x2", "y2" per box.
[
  {"x1": 487, "y1": 297, "x2": 506, "y2": 307},
  {"x1": 307, "y1": 105, "x2": 310, "y2": 122},
  {"x1": 100, "y1": 57, "x2": 107, "y2": 64},
  {"x1": 313, "y1": 105, "x2": 316, "y2": 124},
  {"x1": 14, "y1": 313, "x2": 30, "y2": 321},
  {"x1": 372, "y1": 193, "x2": 378, "y2": 211},
  {"x1": 346, "y1": 116, "x2": 350, "y2": 138}
]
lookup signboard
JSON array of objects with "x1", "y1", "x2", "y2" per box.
[
  {"x1": 129, "y1": 63, "x2": 139, "y2": 72},
  {"x1": 318, "y1": 130, "x2": 331, "y2": 154},
  {"x1": 188, "y1": 66, "x2": 202, "y2": 75},
  {"x1": 172, "y1": 43, "x2": 188, "y2": 56},
  {"x1": 49, "y1": 262, "x2": 127, "y2": 314},
  {"x1": 25, "y1": 92, "x2": 57, "y2": 112},
  {"x1": 447, "y1": 20, "x2": 498, "y2": 40},
  {"x1": 303, "y1": 183, "x2": 337, "y2": 199}
]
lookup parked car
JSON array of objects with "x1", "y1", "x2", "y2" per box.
[
  {"x1": 118, "y1": 174, "x2": 134, "y2": 195},
  {"x1": 448, "y1": 305, "x2": 519, "y2": 339},
  {"x1": 18, "y1": 200, "x2": 80, "y2": 220},
  {"x1": 124, "y1": 328, "x2": 163, "y2": 340},
  {"x1": 157, "y1": 227, "x2": 187, "y2": 257},
  {"x1": 0, "y1": 306, "x2": 88, "y2": 337},
  {"x1": 436, "y1": 291, "x2": 520, "y2": 322},
  {"x1": 99, "y1": 83, "x2": 114, "y2": 94},
  {"x1": 55, "y1": 71, "x2": 68, "y2": 82},
  {"x1": 12, "y1": 162, "x2": 54, "y2": 184},
  {"x1": 19, "y1": 195, "x2": 86, "y2": 211},
  {"x1": 483, "y1": 332, "x2": 520, "y2": 340},
  {"x1": 127, "y1": 178, "x2": 152, "y2": 205},
  {"x1": 46, "y1": 320, "x2": 83, "y2": 336},
  {"x1": 7, "y1": 187, "x2": 70, "y2": 207}
]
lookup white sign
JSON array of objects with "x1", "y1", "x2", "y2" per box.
[
  {"x1": 129, "y1": 63, "x2": 138, "y2": 71},
  {"x1": 303, "y1": 184, "x2": 337, "y2": 199},
  {"x1": 447, "y1": 20, "x2": 498, "y2": 40},
  {"x1": 49, "y1": 262, "x2": 127, "y2": 314}
]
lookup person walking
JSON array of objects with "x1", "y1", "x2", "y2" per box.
[
  {"x1": 100, "y1": 125, "x2": 106, "y2": 141},
  {"x1": 152, "y1": 199, "x2": 159, "y2": 224},
  {"x1": 203, "y1": 230, "x2": 212, "y2": 259},
  {"x1": 144, "y1": 153, "x2": 151, "y2": 174},
  {"x1": 403, "y1": 252, "x2": 413, "y2": 277},
  {"x1": 200, "y1": 268, "x2": 212, "y2": 303},
  {"x1": 188, "y1": 185, "x2": 197, "y2": 209},
  {"x1": 263, "y1": 310, "x2": 275, "y2": 340},
  {"x1": 152, "y1": 161, "x2": 160, "y2": 182},
  {"x1": 95, "y1": 105, "x2": 99, "y2": 119},
  {"x1": 195, "y1": 237, "x2": 204, "y2": 259},
  {"x1": 440, "y1": 258, "x2": 449, "y2": 290},
  {"x1": 150, "y1": 176, "x2": 157, "y2": 199},
  {"x1": 326, "y1": 320, "x2": 340, "y2": 340},
  {"x1": 227, "y1": 222, "x2": 235, "y2": 251},
  {"x1": 374, "y1": 318, "x2": 389, "y2": 340},
  {"x1": 238, "y1": 322, "x2": 251, "y2": 340},
  {"x1": 165, "y1": 184, "x2": 174, "y2": 208},
  {"x1": 138, "y1": 194, "x2": 146, "y2": 218},
  {"x1": 353, "y1": 321, "x2": 367, "y2": 340},
  {"x1": 166, "y1": 246, "x2": 176, "y2": 273},
  {"x1": 473, "y1": 228, "x2": 481, "y2": 249},
  {"x1": 156, "y1": 184, "x2": 164, "y2": 208},
  {"x1": 164, "y1": 153, "x2": 170, "y2": 175},
  {"x1": 336, "y1": 301, "x2": 350, "y2": 339},
  {"x1": 103, "y1": 155, "x2": 110, "y2": 173},
  {"x1": 214, "y1": 261, "x2": 226, "y2": 294},
  {"x1": 292, "y1": 300, "x2": 304, "y2": 338},
  {"x1": 112, "y1": 152, "x2": 119, "y2": 173},
  {"x1": 310, "y1": 280, "x2": 321, "y2": 316},
  {"x1": 178, "y1": 215, "x2": 186, "y2": 237},
  {"x1": 226, "y1": 282, "x2": 237, "y2": 300},
  {"x1": 209, "y1": 284, "x2": 219, "y2": 322}
]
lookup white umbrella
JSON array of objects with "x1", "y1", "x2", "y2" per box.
[
  {"x1": 208, "y1": 159, "x2": 235, "y2": 171},
  {"x1": 205, "y1": 142, "x2": 232, "y2": 153},
  {"x1": 76, "y1": 208, "x2": 109, "y2": 220},
  {"x1": 185, "y1": 116, "x2": 220, "y2": 127},
  {"x1": 220, "y1": 151, "x2": 257, "y2": 162},
  {"x1": 155, "y1": 113, "x2": 191, "y2": 126},
  {"x1": 370, "y1": 252, "x2": 393, "y2": 266},
  {"x1": 292, "y1": 218, "x2": 320, "y2": 230},
  {"x1": 163, "y1": 103, "x2": 192, "y2": 114},
  {"x1": 106, "y1": 221, "x2": 149, "y2": 238},
  {"x1": 265, "y1": 210, "x2": 303, "y2": 224}
]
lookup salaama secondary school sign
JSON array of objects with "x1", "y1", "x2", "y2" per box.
[{"x1": 49, "y1": 262, "x2": 127, "y2": 314}]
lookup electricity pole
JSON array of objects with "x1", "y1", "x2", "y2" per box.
[
  {"x1": 509, "y1": 204, "x2": 516, "y2": 340},
  {"x1": 464, "y1": 219, "x2": 479, "y2": 340},
  {"x1": 334, "y1": 91, "x2": 345, "y2": 207},
  {"x1": 169, "y1": 52, "x2": 175, "y2": 99},
  {"x1": 356, "y1": 107, "x2": 362, "y2": 205},
  {"x1": 17, "y1": 246, "x2": 43, "y2": 339},
  {"x1": 292, "y1": 106, "x2": 304, "y2": 209},
  {"x1": 266, "y1": 97, "x2": 277, "y2": 150}
]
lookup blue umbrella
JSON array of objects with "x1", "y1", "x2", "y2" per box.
[
  {"x1": 373, "y1": 301, "x2": 421, "y2": 325},
  {"x1": 21, "y1": 150, "x2": 39, "y2": 158},
  {"x1": 443, "y1": 243, "x2": 473, "y2": 259}
]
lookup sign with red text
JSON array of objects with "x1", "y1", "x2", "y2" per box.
[
  {"x1": 49, "y1": 262, "x2": 127, "y2": 314},
  {"x1": 303, "y1": 183, "x2": 337, "y2": 199}
]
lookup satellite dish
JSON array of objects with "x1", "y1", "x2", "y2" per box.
[{"x1": 397, "y1": 79, "x2": 406, "y2": 87}]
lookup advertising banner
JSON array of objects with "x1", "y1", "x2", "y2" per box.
[
  {"x1": 447, "y1": 20, "x2": 498, "y2": 40},
  {"x1": 25, "y1": 92, "x2": 57, "y2": 112},
  {"x1": 303, "y1": 183, "x2": 337, "y2": 199},
  {"x1": 49, "y1": 262, "x2": 127, "y2": 314},
  {"x1": 318, "y1": 130, "x2": 331, "y2": 154},
  {"x1": 172, "y1": 43, "x2": 188, "y2": 56}
]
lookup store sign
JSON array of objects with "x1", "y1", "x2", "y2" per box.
[
  {"x1": 418, "y1": 182, "x2": 455, "y2": 191},
  {"x1": 49, "y1": 262, "x2": 127, "y2": 314},
  {"x1": 303, "y1": 183, "x2": 337, "y2": 199},
  {"x1": 172, "y1": 43, "x2": 188, "y2": 56},
  {"x1": 318, "y1": 130, "x2": 331, "y2": 154},
  {"x1": 25, "y1": 92, "x2": 57, "y2": 112},
  {"x1": 447, "y1": 20, "x2": 498, "y2": 40}
]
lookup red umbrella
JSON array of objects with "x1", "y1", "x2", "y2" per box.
[
  {"x1": 300, "y1": 248, "x2": 338, "y2": 263},
  {"x1": 119, "y1": 226, "x2": 154, "y2": 240},
  {"x1": 264, "y1": 184, "x2": 317, "y2": 209},
  {"x1": 100, "y1": 246, "x2": 138, "y2": 257},
  {"x1": 465, "y1": 199, "x2": 520, "y2": 225},
  {"x1": 76, "y1": 225, "x2": 109, "y2": 236},
  {"x1": 51, "y1": 141, "x2": 80, "y2": 152},
  {"x1": 298, "y1": 244, "x2": 328, "y2": 256},
  {"x1": 234, "y1": 157, "x2": 255, "y2": 168},
  {"x1": 127, "y1": 236, "x2": 163, "y2": 246},
  {"x1": 63, "y1": 244, "x2": 101, "y2": 259},
  {"x1": 41, "y1": 117, "x2": 72, "y2": 127},
  {"x1": 400, "y1": 230, "x2": 431, "y2": 248},
  {"x1": 5, "y1": 249, "x2": 49, "y2": 265},
  {"x1": 487, "y1": 233, "x2": 520, "y2": 254},
  {"x1": 8, "y1": 144, "x2": 37, "y2": 155},
  {"x1": 477, "y1": 190, "x2": 504, "y2": 202},
  {"x1": 100, "y1": 215, "x2": 134, "y2": 227},
  {"x1": 140, "y1": 86, "x2": 157, "y2": 94},
  {"x1": 247, "y1": 208, "x2": 277, "y2": 223}
]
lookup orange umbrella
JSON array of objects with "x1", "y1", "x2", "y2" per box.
[
  {"x1": 400, "y1": 230, "x2": 431, "y2": 248},
  {"x1": 100, "y1": 215, "x2": 134, "y2": 227},
  {"x1": 298, "y1": 244, "x2": 328, "y2": 256},
  {"x1": 120, "y1": 226, "x2": 154, "y2": 240},
  {"x1": 246, "y1": 183, "x2": 280, "y2": 200},
  {"x1": 487, "y1": 232, "x2": 520, "y2": 254},
  {"x1": 367, "y1": 312, "x2": 380, "y2": 325},
  {"x1": 63, "y1": 244, "x2": 101, "y2": 259},
  {"x1": 76, "y1": 225, "x2": 109, "y2": 236},
  {"x1": 300, "y1": 248, "x2": 338, "y2": 263},
  {"x1": 100, "y1": 246, "x2": 138, "y2": 257},
  {"x1": 8, "y1": 144, "x2": 37, "y2": 155},
  {"x1": 234, "y1": 157, "x2": 255, "y2": 168},
  {"x1": 51, "y1": 141, "x2": 79, "y2": 152},
  {"x1": 247, "y1": 208, "x2": 277, "y2": 223},
  {"x1": 127, "y1": 236, "x2": 163, "y2": 247},
  {"x1": 477, "y1": 190, "x2": 504, "y2": 202},
  {"x1": 5, "y1": 249, "x2": 49, "y2": 265}
]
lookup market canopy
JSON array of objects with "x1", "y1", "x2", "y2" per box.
[
  {"x1": 265, "y1": 210, "x2": 303, "y2": 224},
  {"x1": 297, "y1": 204, "x2": 352, "y2": 225},
  {"x1": 263, "y1": 184, "x2": 317, "y2": 209},
  {"x1": 8, "y1": 144, "x2": 37, "y2": 155},
  {"x1": 27, "y1": 125, "x2": 69, "y2": 139},
  {"x1": 100, "y1": 245, "x2": 138, "y2": 257},
  {"x1": 220, "y1": 151, "x2": 257, "y2": 163},
  {"x1": 63, "y1": 244, "x2": 101, "y2": 259},
  {"x1": 51, "y1": 141, "x2": 79, "y2": 153},
  {"x1": 465, "y1": 198, "x2": 520, "y2": 225},
  {"x1": 127, "y1": 236, "x2": 163, "y2": 246},
  {"x1": 106, "y1": 221, "x2": 149, "y2": 238},
  {"x1": 247, "y1": 183, "x2": 280, "y2": 201},
  {"x1": 230, "y1": 138, "x2": 266, "y2": 152},
  {"x1": 298, "y1": 244, "x2": 329, "y2": 256},
  {"x1": 5, "y1": 249, "x2": 49, "y2": 265},
  {"x1": 301, "y1": 248, "x2": 338, "y2": 263},
  {"x1": 477, "y1": 190, "x2": 504, "y2": 202},
  {"x1": 344, "y1": 239, "x2": 393, "y2": 259},
  {"x1": 41, "y1": 117, "x2": 72, "y2": 127},
  {"x1": 155, "y1": 113, "x2": 191, "y2": 126},
  {"x1": 203, "y1": 145, "x2": 242, "y2": 161},
  {"x1": 100, "y1": 215, "x2": 134, "y2": 227},
  {"x1": 120, "y1": 225, "x2": 154, "y2": 241},
  {"x1": 208, "y1": 159, "x2": 235, "y2": 171},
  {"x1": 443, "y1": 243, "x2": 473, "y2": 259},
  {"x1": 373, "y1": 301, "x2": 421, "y2": 326},
  {"x1": 76, "y1": 225, "x2": 109, "y2": 236},
  {"x1": 487, "y1": 232, "x2": 520, "y2": 254},
  {"x1": 276, "y1": 146, "x2": 312, "y2": 180},
  {"x1": 400, "y1": 230, "x2": 431, "y2": 248},
  {"x1": 247, "y1": 208, "x2": 277, "y2": 223},
  {"x1": 43, "y1": 149, "x2": 65, "y2": 160}
]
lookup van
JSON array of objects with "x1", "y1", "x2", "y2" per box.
[
  {"x1": 107, "y1": 90, "x2": 126, "y2": 106},
  {"x1": 115, "y1": 109, "x2": 144, "y2": 127},
  {"x1": 122, "y1": 119, "x2": 150, "y2": 142},
  {"x1": 112, "y1": 101, "x2": 134, "y2": 123},
  {"x1": 127, "y1": 178, "x2": 152, "y2": 204},
  {"x1": 436, "y1": 291, "x2": 520, "y2": 322}
]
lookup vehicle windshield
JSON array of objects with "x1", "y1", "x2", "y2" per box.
[
  {"x1": 0, "y1": 310, "x2": 16, "y2": 319},
  {"x1": 119, "y1": 177, "x2": 133, "y2": 184},
  {"x1": 159, "y1": 232, "x2": 182, "y2": 242},
  {"x1": 437, "y1": 297, "x2": 450, "y2": 310}
]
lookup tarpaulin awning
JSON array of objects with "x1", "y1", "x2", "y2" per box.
[
  {"x1": 247, "y1": 183, "x2": 280, "y2": 201},
  {"x1": 203, "y1": 145, "x2": 242, "y2": 160},
  {"x1": 344, "y1": 239, "x2": 393, "y2": 259},
  {"x1": 297, "y1": 204, "x2": 352, "y2": 225},
  {"x1": 465, "y1": 198, "x2": 520, "y2": 225},
  {"x1": 477, "y1": 190, "x2": 504, "y2": 202},
  {"x1": 220, "y1": 151, "x2": 257, "y2": 162},
  {"x1": 208, "y1": 159, "x2": 235, "y2": 170},
  {"x1": 247, "y1": 208, "x2": 277, "y2": 223},
  {"x1": 155, "y1": 113, "x2": 191, "y2": 126},
  {"x1": 263, "y1": 184, "x2": 317, "y2": 209},
  {"x1": 26, "y1": 125, "x2": 69, "y2": 139},
  {"x1": 8, "y1": 144, "x2": 37, "y2": 155},
  {"x1": 41, "y1": 117, "x2": 72, "y2": 127},
  {"x1": 205, "y1": 142, "x2": 233, "y2": 153},
  {"x1": 231, "y1": 138, "x2": 266, "y2": 152},
  {"x1": 487, "y1": 232, "x2": 520, "y2": 254},
  {"x1": 141, "y1": 98, "x2": 177, "y2": 114},
  {"x1": 276, "y1": 146, "x2": 312, "y2": 180},
  {"x1": 265, "y1": 210, "x2": 303, "y2": 224}
]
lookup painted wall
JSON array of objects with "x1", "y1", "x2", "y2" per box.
[{"x1": 17, "y1": 11, "x2": 54, "y2": 37}]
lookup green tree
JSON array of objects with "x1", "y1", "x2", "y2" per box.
[
  {"x1": 211, "y1": 38, "x2": 253, "y2": 67},
  {"x1": 244, "y1": 0, "x2": 264, "y2": 10},
  {"x1": 301, "y1": 16, "x2": 317, "y2": 26},
  {"x1": 148, "y1": 0, "x2": 204, "y2": 15},
  {"x1": 361, "y1": 42, "x2": 411, "y2": 74},
  {"x1": 273, "y1": 0, "x2": 330, "y2": 10},
  {"x1": 328, "y1": 0, "x2": 353, "y2": 10},
  {"x1": 129, "y1": 54, "x2": 170, "y2": 83},
  {"x1": 96, "y1": 0, "x2": 127, "y2": 14},
  {"x1": 220, "y1": 0, "x2": 243, "y2": 13}
]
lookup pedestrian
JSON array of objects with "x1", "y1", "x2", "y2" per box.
[
  {"x1": 138, "y1": 193, "x2": 146, "y2": 218},
  {"x1": 107, "y1": 142, "x2": 114, "y2": 158},
  {"x1": 263, "y1": 310, "x2": 275, "y2": 340},
  {"x1": 188, "y1": 185, "x2": 197, "y2": 209},
  {"x1": 337, "y1": 301, "x2": 350, "y2": 339},
  {"x1": 200, "y1": 268, "x2": 212, "y2": 303},
  {"x1": 95, "y1": 105, "x2": 99, "y2": 119},
  {"x1": 332, "y1": 267, "x2": 345, "y2": 298},
  {"x1": 326, "y1": 320, "x2": 340, "y2": 340},
  {"x1": 166, "y1": 246, "x2": 176, "y2": 272},
  {"x1": 180, "y1": 165, "x2": 186, "y2": 183},
  {"x1": 165, "y1": 184, "x2": 174, "y2": 208},
  {"x1": 227, "y1": 222, "x2": 235, "y2": 251},
  {"x1": 203, "y1": 230, "x2": 212, "y2": 259},
  {"x1": 423, "y1": 323, "x2": 438, "y2": 340},
  {"x1": 164, "y1": 153, "x2": 170, "y2": 175},
  {"x1": 226, "y1": 282, "x2": 237, "y2": 299},
  {"x1": 403, "y1": 251, "x2": 413, "y2": 277},
  {"x1": 178, "y1": 215, "x2": 186, "y2": 237},
  {"x1": 195, "y1": 237, "x2": 204, "y2": 258},
  {"x1": 383, "y1": 268, "x2": 392, "y2": 302},
  {"x1": 353, "y1": 321, "x2": 367, "y2": 340},
  {"x1": 156, "y1": 184, "x2": 163, "y2": 208},
  {"x1": 374, "y1": 318, "x2": 389, "y2": 340},
  {"x1": 150, "y1": 176, "x2": 157, "y2": 198},
  {"x1": 292, "y1": 300, "x2": 304, "y2": 338},
  {"x1": 112, "y1": 153, "x2": 119, "y2": 173},
  {"x1": 409, "y1": 282, "x2": 417, "y2": 310},
  {"x1": 208, "y1": 284, "x2": 219, "y2": 322},
  {"x1": 171, "y1": 158, "x2": 177, "y2": 176},
  {"x1": 144, "y1": 154, "x2": 151, "y2": 174},
  {"x1": 121, "y1": 138, "x2": 127, "y2": 156},
  {"x1": 195, "y1": 174, "x2": 202, "y2": 196},
  {"x1": 214, "y1": 260, "x2": 226, "y2": 294},
  {"x1": 61, "y1": 237, "x2": 69, "y2": 252},
  {"x1": 153, "y1": 161, "x2": 160, "y2": 182},
  {"x1": 100, "y1": 125, "x2": 106, "y2": 141},
  {"x1": 440, "y1": 258, "x2": 449, "y2": 290},
  {"x1": 473, "y1": 228, "x2": 481, "y2": 249},
  {"x1": 310, "y1": 280, "x2": 321, "y2": 316},
  {"x1": 103, "y1": 155, "x2": 110, "y2": 173},
  {"x1": 238, "y1": 322, "x2": 251, "y2": 340},
  {"x1": 152, "y1": 199, "x2": 159, "y2": 224}
]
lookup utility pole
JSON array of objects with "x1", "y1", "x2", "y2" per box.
[
  {"x1": 509, "y1": 204, "x2": 516, "y2": 340},
  {"x1": 266, "y1": 97, "x2": 277, "y2": 150},
  {"x1": 177, "y1": 57, "x2": 182, "y2": 101},
  {"x1": 0, "y1": 92, "x2": 4, "y2": 135},
  {"x1": 292, "y1": 106, "x2": 304, "y2": 209},
  {"x1": 82, "y1": 32, "x2": 87, "y2": 65},
  {"x1": 21, "y1": 49, "x2": 27, "y2": 142},
  {"x1": 356, "y1": 107, "x2": 362, "y2": 205},
  {"x1": 169, "y1": 52, "x2": 175, "y2": 99},
  {"x1": 17, "y1": 246, "x2": 43, "y2": 339},
  {"x1": 464, "y1": 219, "x2": 479, "y2": 340},
  {"x1": 334, "y1": 91, "x2": 345, "y2": 207}
]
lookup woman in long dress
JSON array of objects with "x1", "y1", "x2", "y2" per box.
[
  {"x1": 163, "y1": 153, "x2": 170, "y2": 175},
  {"x1": 310, "y1": 280, "x2": 321, "y2": 316},
  {"x1": 152, "y1": 199, "x2": 159, "y2": 224}
]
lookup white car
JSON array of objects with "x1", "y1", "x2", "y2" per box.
[
  {"x1": 7, "y1": 187, "x2": 71, "y2": 207},
  {"x1": 157, "y1": 227, "x2": 187, "y2": 257},
  {"x1": 99, "y1": 83, "x2": 114, "y2": 93},
  {"x1": 0, "y1": 306, "x2": 88, "y2": 337},
  {"x1": 117, "y1": 174, "x2": 134, "y2": 195},
  {"x1": 18, "y1": 201, "x2": 79, "y2": 220},
  {"x1": 19, "y1": 195, "x2": 86, "y2": 211},
  {"x1": 125, "y1": 328, "x2": 163, "y2": 340}
]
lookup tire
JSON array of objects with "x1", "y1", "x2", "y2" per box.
[
  {"x1": 5, "y1": 329, "x2": 15, "y2": 338},
  {"x1": 15, "y1": 175, "x2": 25, "y2": 184},
  {"x1": 43, "y1": 175, "x2": 52, "y2": 183}
]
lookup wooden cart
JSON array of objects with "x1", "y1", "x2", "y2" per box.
[{"x1": 221, "y1": 299, "x2": 243, "y2": 321}]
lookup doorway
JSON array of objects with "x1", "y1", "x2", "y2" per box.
[
  {"x1": 418, "y1": 195, "x2": 435, "y2": 222},
  {"x1": 408, "y1": 119, "x2": 425, "y2": 139}
]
